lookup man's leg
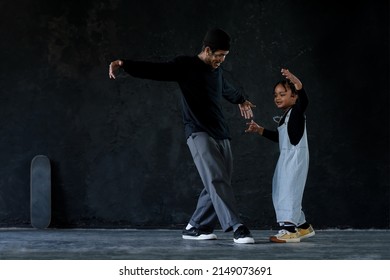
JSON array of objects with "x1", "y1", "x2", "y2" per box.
[
  {"x1": 187, "y1": 188, "x2": 218, "y2": 231},
  {"x1": 186, "y1": 132, "x2": 241, "y2": 231}
]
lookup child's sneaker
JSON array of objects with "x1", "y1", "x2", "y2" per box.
[
  {"x1": 269, "y1": 229, "x2": 300, "y2": 243},
  {"x1": 297, "y1": 225, "x2": 315, "y2": 240}
]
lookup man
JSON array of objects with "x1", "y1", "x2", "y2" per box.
[{"x1": 109, "y1": 28, "x2": 256, "y2": 244}]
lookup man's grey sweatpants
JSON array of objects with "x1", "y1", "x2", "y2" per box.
[{"x1": 186, "y1": 132, "x2": 242, "y2": 232}]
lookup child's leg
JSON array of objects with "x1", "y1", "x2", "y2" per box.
[{"x1": 280, "y1": 221, "x2": 297, "y2": 233}]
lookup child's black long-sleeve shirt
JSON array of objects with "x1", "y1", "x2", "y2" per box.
[
  {"x1": 121, "y1": 55, "x2": 246, "y2": 140},
  {"x1": 262, "y1": 88, "x2": 308, "y2": 145}
]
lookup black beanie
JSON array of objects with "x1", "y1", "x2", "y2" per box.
[{"x1": 203, "y1": 28, "x2": 231, "y2": 51}]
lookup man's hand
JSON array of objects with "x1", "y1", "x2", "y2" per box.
[
  {"x1": 109, "y1": 60, "x2": 123, "y2": 79},
  {"x1": 281, "y1": 68, "x2": 302, "y2": 90},
  {"x1": 239, "y1": 100, "x2": 256, "y2": 119}
]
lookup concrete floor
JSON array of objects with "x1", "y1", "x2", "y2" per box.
[{"x1": 0, "y1": 228, "x2": 389, "y2": 260}]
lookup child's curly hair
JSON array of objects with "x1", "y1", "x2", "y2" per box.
[{"x1": 273, "y1": 80, "x2": 297, "y2": 96}]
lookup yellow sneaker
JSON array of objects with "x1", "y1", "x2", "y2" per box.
[
  {"x1": 270, "y1": 229, "x2": 300, "y2": 243},
  {"x1": 297, "y1": 225, "x2": 315, "y2": 240}
]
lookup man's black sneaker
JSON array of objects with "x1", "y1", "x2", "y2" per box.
[
  {"x1": 233, "y1": 225, "x2": 255, "y2": 244},
  {"x1": 182, "y1": 227, "x2": 217, "y2": 240}
]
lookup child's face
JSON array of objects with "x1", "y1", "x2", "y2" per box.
[{"x1": 273, "y1": 84, "x2": 297, "y2": 110}]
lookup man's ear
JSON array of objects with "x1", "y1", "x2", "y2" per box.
[{"x1": 205, "y1": 46, "x2": 212, "y2": 55}]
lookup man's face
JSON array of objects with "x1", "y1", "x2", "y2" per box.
[{"x1": 205, "y1": 48, "x2": 229, "y2": 69}]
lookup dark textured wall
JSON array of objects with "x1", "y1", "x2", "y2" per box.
[{"x1": 0, "y1": 0, "x2": 388, "y2": 229}]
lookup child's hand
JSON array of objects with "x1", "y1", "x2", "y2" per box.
[
  {"x1": 281, "y1": 68, "x2": 302, "y2": 90},
  {"x1": 245, "y1": 120, "x2": 264, "y2": 135}
]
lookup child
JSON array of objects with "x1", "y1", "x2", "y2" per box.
[{"x1": 246, "y1": 69, "x2": 315, "y2": 243}]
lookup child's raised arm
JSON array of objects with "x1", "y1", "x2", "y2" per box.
[{"x1": 281, "y1": 68, "x2": 302, "y2": 90}]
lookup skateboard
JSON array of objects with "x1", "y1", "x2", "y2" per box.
[{"x1": 30, "y1": 155, "x2": 51, "y2": 229}]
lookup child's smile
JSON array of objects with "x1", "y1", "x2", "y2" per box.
[{"x1": 274, "y1": 84, "x2": 297, "y2": 110}]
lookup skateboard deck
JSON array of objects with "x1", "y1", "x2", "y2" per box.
[{"x1": 30, "y1": 155, "x2": 51, "y2": 229}]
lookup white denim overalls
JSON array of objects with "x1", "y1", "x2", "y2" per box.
[{"x1": 272, "y1": 108, "x2": 309, "y2": 226}]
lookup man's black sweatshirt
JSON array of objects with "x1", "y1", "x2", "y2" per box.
[{"x1": 122, "y1": 55, "x2": 246, "y2": 140}]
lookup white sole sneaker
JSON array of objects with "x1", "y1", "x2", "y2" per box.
[
  {"x1": 270, "y1": 229, "x2": 301, "y2": 243},
  {"x1": 182, "y1": 233, "x2": 217, "y2": 240},
  {"x1": 234, "y1": 237, "x2": 255, "y2": 244}
]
